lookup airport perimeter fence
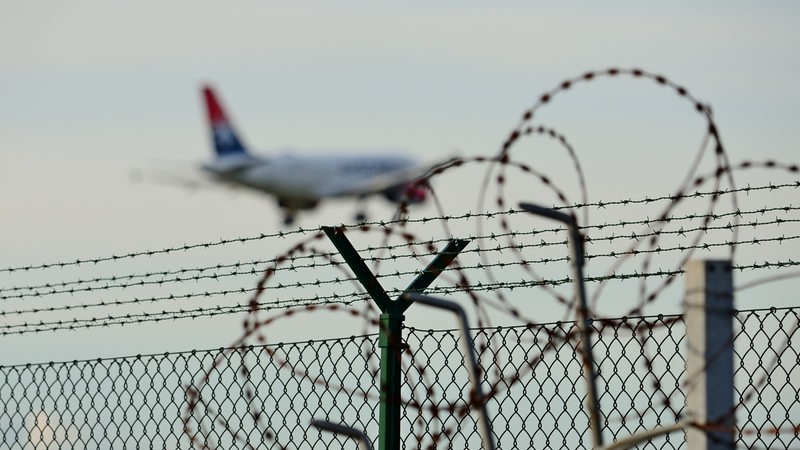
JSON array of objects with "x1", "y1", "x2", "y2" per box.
[
  {"x1": 0, "y1": 176, "x2": 798, "y2": 449},
  {"x1": 2, "y1": 67, "x2": 800, "y2": 449},
  {"x1": 0, "y1": 307, "x2": 798, "y2": 449},
  {"x1": 0, "y1": 172, "x2": 796, "y2": 448}
]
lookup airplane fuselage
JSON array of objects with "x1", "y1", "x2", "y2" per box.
[{"x1": 203, "y1": 153, "x2": 418, "y2": 203}]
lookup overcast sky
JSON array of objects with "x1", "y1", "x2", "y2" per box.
[{"x1": 1, "y1": 2, "x2": 798, "y2": 361}]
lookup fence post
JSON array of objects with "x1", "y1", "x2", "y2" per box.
[
  {"x1": 684, "y1": 260, "x2": 735, "y2": 450},
  {"x1": 322, "y1": 226, "x2": 469, "y2": 450},
  {"x1": 518, "y1": 202, "x2": 604, "y2": 448}
]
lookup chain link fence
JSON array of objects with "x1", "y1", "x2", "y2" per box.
[
  {"x1": 1, "y1": 307, "x2": 797, "y2": 449},
  {"x1": 2, "y1": 67, "x2": 798, "y2": 449}
]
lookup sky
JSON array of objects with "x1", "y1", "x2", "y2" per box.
[{"x1": 1, "y1": 2, "x2": 799, "y2": 363}]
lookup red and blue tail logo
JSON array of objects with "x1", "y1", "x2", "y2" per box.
[{"x1": 202, "y1": 85, "x2": 248, "y2": 157}]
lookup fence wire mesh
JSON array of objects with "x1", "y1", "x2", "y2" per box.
[
  {"x1": 2, "y1": 67, "x2": 799, "y2": 449},
  {"x1": 1, "y1": 308, "x2": 797, "y2": 449}
]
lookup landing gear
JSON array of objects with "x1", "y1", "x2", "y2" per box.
[
  {"x1": 354, "y1": 196, "x2": 369, "y2": 223},
  {"x1": 278, "y1": 197, "x2": 308, "y2": 227}
]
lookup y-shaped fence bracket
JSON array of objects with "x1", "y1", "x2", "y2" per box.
[{"x1": 322, "y1": 226, "x2": 470, "y2": 450}]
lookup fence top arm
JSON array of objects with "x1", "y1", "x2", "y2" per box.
[
  {"x1": 310, "y1": 419, "x2": 374, "y2": 450},
  {"x1": 597, "y1": 421, "x2": 689, "y2": 450}
]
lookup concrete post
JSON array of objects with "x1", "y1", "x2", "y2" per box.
[{"x1": 684, "y1": 260, "x2": 735, "y2": 450}]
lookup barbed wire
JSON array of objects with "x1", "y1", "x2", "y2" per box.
[
  {"x1": 2, "y1": 201, "x2": 796, "y2": 308},
  {"x1": 178, "y1": 67, "x2": 799, "y2": 448},
  {"x1": 1, "y1": 180, "x2": 795, "y2": 276},
  {"x1": 3, "y1": 253, "x2": 796, "y2": 337},
  {"x1": 1, "y1": 66, "x2": 797, "y2": 448}
]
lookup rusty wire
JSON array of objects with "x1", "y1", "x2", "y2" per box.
[
  {"x1": 1, "y1": 67, "x2": 798, "y2": 448},
  {"x1": 176, "y1": 68, "x2": 800, "y2": 448}
]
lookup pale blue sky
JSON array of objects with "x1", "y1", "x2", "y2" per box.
[
  {"x1": 1, "y1": 2, "x2": 798, "y2": 360},
  {"x1": 2, "y1": 3, "x2": 798, "y2": 259}
]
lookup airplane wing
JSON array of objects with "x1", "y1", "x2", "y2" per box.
[{"x1": 130, "y1": 167, "x2": 227, "y2": 192}]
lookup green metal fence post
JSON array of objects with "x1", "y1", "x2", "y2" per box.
[
  {"x1": 378, "y1": 310, "x2": 404, "y2": 449},
  {"x1": 322, "y1": 226, "x2": 469, "y2": 450}
]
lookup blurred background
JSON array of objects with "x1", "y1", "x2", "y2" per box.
[{"x1": 1, "y1": 1, "x2": 798, "y2": 362}]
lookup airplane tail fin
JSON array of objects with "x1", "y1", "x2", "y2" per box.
[{"x1": 202, "y1": 85, "x2": 249, "y2": 157}]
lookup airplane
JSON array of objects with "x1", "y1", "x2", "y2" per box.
[{"x1": 199, "y1": 85, "x2": 430, "y2": 225}]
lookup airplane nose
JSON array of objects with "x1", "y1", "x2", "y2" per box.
[{"x1": 405, "y1": 183, "x2": 427, "y2": 203}]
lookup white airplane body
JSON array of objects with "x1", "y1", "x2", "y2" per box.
[{"x1": 200, "y1": 85, "x2": 428, "y2": 224}]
